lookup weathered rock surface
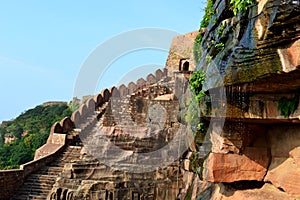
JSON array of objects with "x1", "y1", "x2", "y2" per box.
[
  {"x1": 265, "y1": 157, "x2": 300, "y2": 196},
  {"x1": 203, "y1": 147, "x2": 270, "y2": 183},
  {"x1": 197, "y1": 0, "x2": 300, "y2": 91},
  {"x1": 184, "y1": 0, "x2": 300, "y2": 198},
  {"x1": 210, "y1": 183, "x2": 295, "y2": 200},
  {"x1": 265, "y1": 146, "x2": 300, "y2": 196}
]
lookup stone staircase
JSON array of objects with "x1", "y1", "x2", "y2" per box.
[
  {"x1": 11, "y1": 81, "x2": 183, "y2": 199},
  {"x1": 11, "y1": 146, "x2": 82, "y2": 200},
  {"x1": 48, "y1": 144, "x2": 182, "y2": 200}
]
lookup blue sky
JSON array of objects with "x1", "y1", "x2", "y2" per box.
[{"x1": 0, "y1": 0, "x2": 205, "y2": 122}]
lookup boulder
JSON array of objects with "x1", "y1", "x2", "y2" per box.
[
  {"x1": 265, "y1": 147, "x2": 300, "y2": 196},
  {"x1": 203, "y1": 148, "x2": 270, "y2": 182}
]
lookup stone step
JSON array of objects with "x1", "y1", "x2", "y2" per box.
[
  {"x1": 13, "y1": 187, "x2": 50, "y2": 198},
  {"x1": 39, "y1": 168, "x2": 62, "y2": 176},
  {"x1": 57, "y1": 159, "x2": 76, "y2": 166},
  {"x1": 60, "y1": 152, "x2": 81, "y2": 157},
  {"x1": 16, "y1": 187, "x2": 51, "y2": 195},
  {"x1": 11, "y1": 194, "x2": 48, "y2": 200},
  {"x1": 59, "y1": 155, "x2": 81, "y2": 160},
  {"x1": 25, "y1": 180, "x2": 55, "y2": 186},
  {"x1": 60, "y1": 155, "x2": 81, "y2": 160},
  {"x1": 56, "y1": 179, "x2": 82, "y2": 190},
  {"x1": 13, "y1": 145, "x2": 85, "y2": 199},
  {"x1": 27, "y1": 173, "x2": 56, "y2": 179},
  {"x1": 21, "y1": 182, "x2": 53, "y2": 189},
  {"x1": 68, "y1": 146, "x2": 83, "y2": 150},
  {"x1": 63, "y1": 149, "x2": 82, "y2": 154},
  {"x1": 29, "y1": 195, "x2": 48, "y2": 200}
]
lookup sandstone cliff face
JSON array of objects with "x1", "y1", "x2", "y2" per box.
[
  {"x1": 182, "y1": 0, "x2": 300, "y2": 199},
  {"x1": 199, "y1": 0, "x2": 300, "y2": 91}
]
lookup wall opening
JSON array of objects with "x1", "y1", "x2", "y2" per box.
[
  {"x1": 183, "y1": 61, "x2": 189, "y2": 71},
  {"x1": 179, "y1": 58, "x2": 190, "y2": 71}
]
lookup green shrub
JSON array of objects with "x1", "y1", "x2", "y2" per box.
[
  {"x1": 215, "y1": 42, "x2": 225, "y2": 50},
  {"x1": 189, "y1": 70, "x2": 206, "y2": 102},
  {"x1": 216, "y1": 24, "x2": 225, "y2": 36},
  {"x1": 188, "y1": 70, "x2": 208, "y2": 132},
  {"x1": 278, "y1": 95, "x2": 299, "y2": 118},
  {"x1": 230, "y1": 0, "x2": 253, "y2": 16},
  {"x1": 189, "y1": 150, "x2": 210, "y2": 179},
  {"x1": 193, "y1": 34, "x2": 203, "y2": 65},
  {"x1": 194, "y1": 0, "x2": 216, "y2": 65},
  {"x1": 200, "y1": 0, "x2": 215, "y2": 28}
]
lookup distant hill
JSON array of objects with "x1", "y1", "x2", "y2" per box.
[{"x1": 0, "y1": 104, "x2": 72, "y2": 169}]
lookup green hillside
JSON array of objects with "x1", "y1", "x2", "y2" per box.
[{"x1": 0, "y1": 104, "x2": 72, "y2": 170}]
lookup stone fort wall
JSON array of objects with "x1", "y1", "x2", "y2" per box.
[{"x1": 0, "y1": 68, "x2": 170, "y2": 199}]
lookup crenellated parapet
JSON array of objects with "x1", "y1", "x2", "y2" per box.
[
  {"x1": 0, "y1": 67, "x2": 171, "y2": 200},
  {"x1": 31, "y1": 68, "x2": 170, "y2": 160}
]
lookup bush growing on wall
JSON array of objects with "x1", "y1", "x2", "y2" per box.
[
  {"x1": 193, "y1": 0, "x2": 215, "y2": 65},
  {"x1": 230, "y1": 0, "x2": 253, "y2": 16},
  {"x1": 278, "y1": 95, "x2": 299, "y2": 118},
  {"x1": 189, "y1": 70, "x2": 206, "y2": 102}
]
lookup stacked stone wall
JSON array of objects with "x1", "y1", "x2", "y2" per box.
[
  {"x1": 0, "y1": 170, "x2": 24, "y2": 200},
  {"x1": 0, "y1": 68, "x2": 170, "y2": 199}
]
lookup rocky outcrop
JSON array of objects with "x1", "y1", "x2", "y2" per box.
[
  {"x1": 199, "y1": 0, "x2": 300, "y2": 91},
  {"x1": 210, "y1": 183, "x2": 295, "y2": 200},
  {"x1": 264, "y1": 135, "x2": 300, "y2": 196},
  {"x1": 180, "y1": 0, "x2": 300, "y2": 199},
  {"x1": 203, "y1": 147, "x2": 270, "y2": 183}
]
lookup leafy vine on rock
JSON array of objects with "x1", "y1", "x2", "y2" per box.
[
  {"x1": 230, "y1": 0, "x2": 253, "y2": 16},
  {"x1": 278, "y1": 95, "x2": 299, "y2": 118}
]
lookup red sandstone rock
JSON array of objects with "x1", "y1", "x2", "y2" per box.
[
  {"x1": 278, "y1": 39, "x2": 300, "y2": 72},
  {"x1": 211, "y1": 183, "x2": 294, "y2": 200},
  {"x1": 203, "y1": 148, "x2": 270, "y2": 183},
  {"x1": 210, "y1": 123, "x2": 242, "y2": 154},
  {"x1": 265, "y1": 149, "x2": 300, "y2": 196},
  {"x1": 290, "y1": 146, "x2": 300, "y2": 167}
]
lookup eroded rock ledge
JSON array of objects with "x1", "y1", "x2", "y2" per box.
[{"x1": 183, "y1": 0, "x2": 300, "y2": 199}]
